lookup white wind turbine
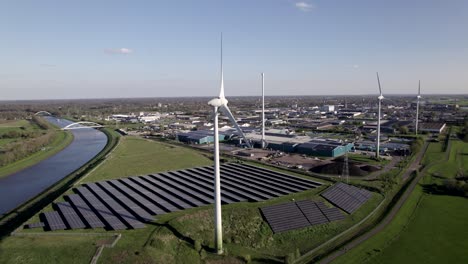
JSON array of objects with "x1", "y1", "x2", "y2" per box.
[
  {"x1": 415, "y1": 80, "x2": 421, "y2": 135},
  {"x1": 376, "y1": 72, "x2": 384, "y2": 159},
  {"x1": 208, "y1": 35, "x2": 251, "y2": 254}
]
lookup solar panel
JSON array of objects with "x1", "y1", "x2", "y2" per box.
[
  {"x1": 181, "y1": 169, "x2": 249, "y2": 202},
  {"x1": 235, "y1": 163, "x2": 323, "y2": 187},
  {"x1": 109, "y1": 179, "x2": 166, "y2": 215},
  {"x1": 56, "y1": 202, "x2": 86, "y2": 229},
  {"x1": 261, "y1": 202, "x2": 310, "y2": 233},
  {"x1": 222, "y1": 165, "x2": 305, "y2": 193},
  {"x1": 218, "y1": 168, "x2": 290, "y2": 196},
  {"x1": 76, "y1": 187, "x2": 127, "y2": 230},
  {"x1": 43, "y1": 211, "x2": 67, "y2": 231},
  {"x1": 148, "y1": 174, "x2": 212, "y2": 205},
  {"x1": 315, "y1": 201, "x2": 345, "y2": 221},
  {"x1": 86, "y1": 183, "x2": 145, "y2": 229},
  {"x1": 194, "y1": 167, "x2": 272, "y2": 201},
  {"x1": 66, "y1": 194, "x2": 105, "y2": 228},
  {"x1": 295, "y1": 200, "x2": 329, "y2": 225},
  {"x1": 97, "y1": 181, "x2": 154, "y2": 222},
  {"x1": 321, "y1": 183, "x2": 372, "y2": 214},
  {"x1": 128, "y1": 177, "x2": 182, "y2": 212}
]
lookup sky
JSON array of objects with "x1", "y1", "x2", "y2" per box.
[{"x1": 1, "y1": 0, "x2": 467, "y2": 100}]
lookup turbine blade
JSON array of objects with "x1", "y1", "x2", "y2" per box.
[
  {"x1": 376, "y1": 72, "x2": 383, "y2": 95},
  {"x1": 220, "y1": 105, "x2": 251, "y2": 148},
  {"x1": 219, "y1": 33, "x2": 225, "y2": 99},
  {"x1": 418, "y1": 80, "x2": 421, "y2": 96}
]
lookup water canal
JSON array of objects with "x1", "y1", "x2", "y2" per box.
[{"x1": 0, "y1": 116, "x2": 107, "y2": 215}]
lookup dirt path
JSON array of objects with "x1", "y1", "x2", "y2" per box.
[
  {"x1": 319, "y1": 142, "x2": 431, "y2": 264},
  {"x1": 364, "y1": 156, "x2": 402, "y2": 180}
]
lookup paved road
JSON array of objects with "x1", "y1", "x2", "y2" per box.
[{"x1": 319, "y1": 142, "x2": 430, "y2": 264}]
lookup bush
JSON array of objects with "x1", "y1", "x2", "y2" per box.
[
  {"x1": 285, "y1": 253, "x2": 295, "y2": 264},
  {"x1": 295, "y1": 248, "x2": 301, "y2": 259},
  {"x1": 200, "y1": 249, "x2": 207, "y2": 260},
  {"x1": 194, "y1": 239, "x2": 202, "y2": 252},
  {"x1": 243, "y1": 254, "x2": 251, "y2": 264}
]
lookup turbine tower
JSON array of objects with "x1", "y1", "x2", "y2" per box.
[
  {"x1": 415, "y1": 80, "x2": 421, "y2": 135},
  {"x1": 261, "y1": 73, "x2": 266, "y2": 148},
  {"x1": 208, "y1": 34, "x2": 251, "y2": 254},
  {"x1": 376, "y1": 72, "x2": 384, "y2": 159}
]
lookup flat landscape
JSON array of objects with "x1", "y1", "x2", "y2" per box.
[{"x1": 331, "y1": 135, "x2": 468, "y2": 264}]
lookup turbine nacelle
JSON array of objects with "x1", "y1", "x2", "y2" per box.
[{"x1": 208, "y1": 97, "x2": 228, "y2": 107}]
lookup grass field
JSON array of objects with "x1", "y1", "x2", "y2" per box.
[
  {"x1": 81, "y1": 136, "x2": 213, "y2": 183},
  {"x1": 427, "y1": 140, "x2": 468, "y2": 178},
  {"x1": 0, "y1": 235, "x2": 104, "y2": 264},
  {"x1": 332, "y1": 134, "x2": 468, "y2": 264}
]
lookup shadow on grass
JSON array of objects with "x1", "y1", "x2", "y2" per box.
[{"x1": 421, "y1": 184, "x2": 468, "y2": 198}]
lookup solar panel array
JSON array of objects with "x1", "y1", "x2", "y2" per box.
[
  {"x1": 29, "y1": 163, "x2": 322, "y2": 231},
  {"x1": 321, "y1": 183, "x2": 372, "y2": 214},
  {"x1": 260, "y1": 200, "x2": 345, "y2": 233}
]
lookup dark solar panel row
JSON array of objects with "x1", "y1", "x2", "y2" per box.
[
  {"x1": 194, "y1": 167, "x2": 273, "y2": 201},
  {"x1": 85, "y1": 183, "x2": 145, "y2": 229},
  {"x1": 120, "y1": 177, "x2": 178, "y2": 213},
  {"x1": 97, "y1": 181, "x2": 154, "y2": 222},
  {"x1": 295, "y1": 200, "x2": 329, "y2": 225},
  {"x1": 36, "y1": 163, "x2": 323, "y2": 231},
  {"x1": 108, "y1": 179, "x2": 166, "y2": 215},
  {"x1": 261, "y1": 202, "x2": 310, "y2": 233},
  {"x1": 222, "y1": 164, "x2": 306, "y2": 193},
  {"x1": 315, "y1": 202, "x2": 346, "y2": 221},
  {"x1": 261, "y1": 200, "x2": 345, "y2": 233},
  {"x1": 43, "y1": 211, "x2": 67, "y2": 231},
  {"x1": 183, "y1": 168, "x2": 256, "y2": 202},
  {"x1": 321, "y1": 183, "x2": 372, "y2": 214},
  {"x1": 224, "y1": 163, "x2": 312, "y2": 190},
  {"x1": 66, "y1": 194, "x2": 105, "y2": 228},
  {"x1": 55, "y1": 202, "x2": 86, "y2": 229},
  {"x1": 76, "y1": 186, "x2": 127, "y2": 230},
  {"x1": 236, "y1": 163, "x2": 323, "y2": 188}
]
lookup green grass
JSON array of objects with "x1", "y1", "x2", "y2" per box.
[
  {"x1": 428, "y1": 140, "x2": 468, "y2": 178},
  {"x1": 369, "y1": 193, "x2": 468, "y2": 264},
  {"x1": 0, "y1": 235, "x2": 102, "y2": 264},
  {"x1": 332, "y1": 134, "x2": 468, "y2": 264},
  {"x1": 0, "y1": 131, "x2": 73, "y2": 179},
  {"x1": 347, "y1": 154, "x2": 390, "y2": 165},
  {"x1": 333, "y1": 184, "x2": 468, "y2": 264},
  {"x1": 81, "y1": 136, "x2": 213, "y2": 182}
]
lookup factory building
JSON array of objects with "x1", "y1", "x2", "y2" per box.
[
  {"x1": 177, "y1": 130, "x2": 230, "y2": 144},
  {"x1": 296, "y1": 140, "x2": 353, "y2": 157}
]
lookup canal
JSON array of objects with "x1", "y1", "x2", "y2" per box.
[{"x1": 0, "y1": 117, "x2": 107, "y2": 215}]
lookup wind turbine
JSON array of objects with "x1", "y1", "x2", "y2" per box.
[
  {"x1": 415, "y1": 80, "x2": 421, "y2": 135},
  {"x1": 261, "y1": 73, "x2": 266, "y2": 148},
  {"x1": 376, "y1": 72, "x2": 384, "y2": 159},
  {"x1": 208, "y1": 35, "x2": 251, "y2": 254}
]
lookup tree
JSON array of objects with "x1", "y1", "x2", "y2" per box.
[{"x1": 398, "y1": 125, "x2": 408, "y2": 134}]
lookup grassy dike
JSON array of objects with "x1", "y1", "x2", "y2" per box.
[
  {"x1": 0, "y1": 130, "x2": 73, "y2": 179},
  {"x1": 0, "y1": 128, "x2": 120, "y2": 238},
  {"x1": 331, "y1": 135, "x2": 468, "y2": 264}
]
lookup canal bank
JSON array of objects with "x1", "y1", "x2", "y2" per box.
[{"x1": 0, "y1": 117, "x2": 119, "y2": 237}]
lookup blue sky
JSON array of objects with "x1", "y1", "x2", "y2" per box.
[{"x1": 1, "y1": 0, "x2": 467, "y2": 100}]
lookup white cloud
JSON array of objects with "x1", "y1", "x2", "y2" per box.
[
  {"x1": 104, "y1": 48, "x2": 133, "y2": 55},
  {"x1": 295, "y1": 2, "x2": 314, "y2": 12},
  {"x1": 353, "y1": 64, "x2": 359, "y2": 69}
]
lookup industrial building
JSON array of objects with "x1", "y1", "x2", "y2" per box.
[
  {"x1": 296, "y1": 140, "x2": 354, "y2": 157},
  {"x1": 177, "y1": 130, "x2": 230, "y2": 144}
]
